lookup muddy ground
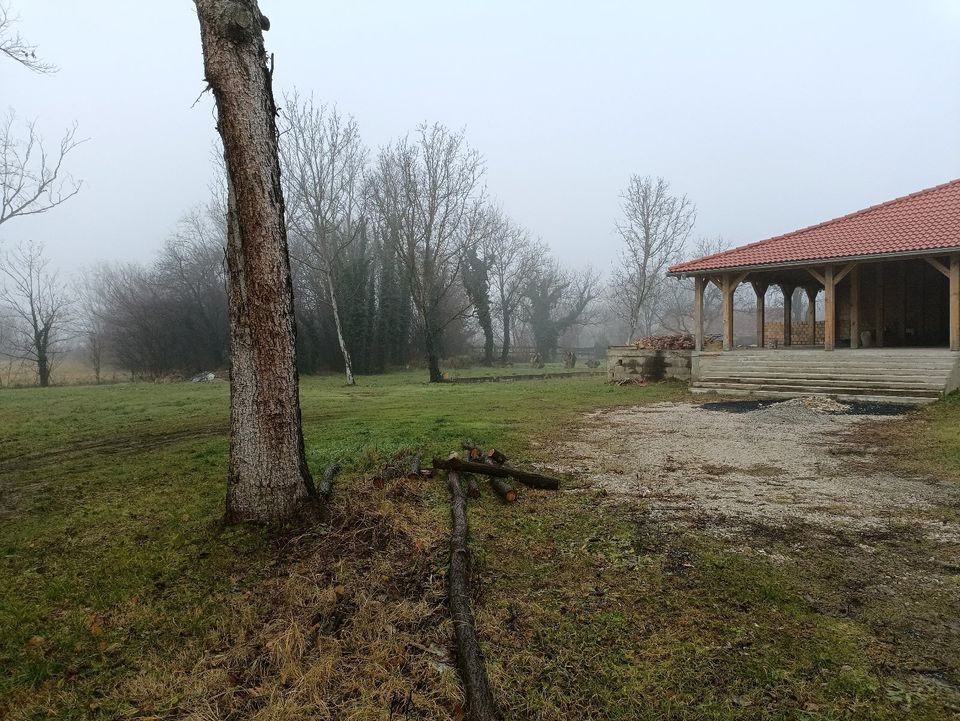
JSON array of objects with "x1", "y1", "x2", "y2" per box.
[{"x1": 553, "y1": 398, "x2": 960, "y2": 708}]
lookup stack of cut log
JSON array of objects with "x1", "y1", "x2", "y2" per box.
[{"x1": 436, "y1": 444, "x2": 562, "y2": 721}]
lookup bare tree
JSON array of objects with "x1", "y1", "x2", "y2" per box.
[
  {"x1": 280, "y1": 93, "x2": 367, "y2": 385},
  {"x1": 0, "y1": 241, "x2": 71, "y2": 386},
  {"x1": 368, "y1": 124, "x2": 485, "y2": 382},
  {"x1": 195, "y1": 0, "x2": 315, "y2": 523},
  {"x1": 610, "y1": 175, "x2": 696, "y2": 341},
  {"x1": 486, "y1": 214, "x2": 543, "y2": 363},
  {"x1": 155, "y1": 204, "x2": 229, "y2": 369},
  {"x1": 1, "y1": 111, "x2": 83, "y2": 228},
  {"x1": 523, "y1": 259, "x2": 600, "y2": 360},
  {"x1": 0, "y1": 1, "x2": 56, "y2": 73},
  {"x1": 659, "y1": 236, "x2": 730, "y2": 336}
]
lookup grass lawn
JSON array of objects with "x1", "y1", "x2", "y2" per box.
[{"x1": 1, "y1": 372, "x2": 958, "y2": 719}]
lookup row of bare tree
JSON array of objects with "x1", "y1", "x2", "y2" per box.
[{"x1": 0, "y1": 105, "x2": 601, "y2": 386}]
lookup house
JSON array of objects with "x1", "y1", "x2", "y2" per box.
[{"x1": 666, "y1": 178, "x2": 960, "y2": 403}]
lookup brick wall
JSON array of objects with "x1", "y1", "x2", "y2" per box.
[{"x1": 763, "y1": 321, "x2": 825, "y2": 346}]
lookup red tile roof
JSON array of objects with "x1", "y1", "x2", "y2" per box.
[{"x1": 669, "y1": 178, "x2": 960, "y2": 274}]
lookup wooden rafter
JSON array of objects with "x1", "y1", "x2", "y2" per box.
[
  {"x1": 806, "y1": 267, "x2": 825, "y2": 285},
  {"x1": 925, "y1": 256, "x2": 951, "y2": 278}
]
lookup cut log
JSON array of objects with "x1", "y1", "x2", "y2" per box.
[
  {"x1": 487, "y1": 448, "x2": 507, "y2": 465},
  {"x1": 489, "y1": 477, "x2": 517, "y2": 503},
  {"x1": 467, "y1": 475, "x2": 481, "y2": 498},
  {"x1": 319, "y1": 463, "x2": 341, "y2": 498},
  {"x1": 432, "y1": 456, "x2": 560, "y2": 491},
  {"x1": 447, "y1": 471, "x2": 501, "y2": 721},
  {"x1": 408, "y1": 453, "x2": 422, "y2": 480}
]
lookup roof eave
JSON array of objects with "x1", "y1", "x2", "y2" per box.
[{"x1": 667, "y1": 246, "x2": 960, "y2": 278}]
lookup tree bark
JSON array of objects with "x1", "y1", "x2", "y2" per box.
[
  {"x1": 424, "y1": 315, "x2": 443, "y2": 383},
  {"x1": 432, "y1": 456, "x2": 561, "y2": 491},
  {"x1": 326, "y1": 273, "x2": 355, "y2": 386},
  {"x1": 500, "y1": 307, "x2": 511, "y2": 364},
  {"x1": 447, "y1": 471, "x2": 501, "y2": 721},
  {"x1": 195, "y1": 0, "x2": 314, "y2": 523}
]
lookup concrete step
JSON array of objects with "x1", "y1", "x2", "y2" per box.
[
  {"x1": 696, "y1": 376, "x2": 945, "y2": 391},
  {"x1": 689, "y1": 387, "x2": 937, "y2": 406},
  {"x1": 698, "y1": 370, "x2": 950, "y2": 382},
  {"x1": 692, "y1": 380, "x2": 942, "y2": 398},
  {"x1": 700, "y1": 364, "x2": 955, "y2": 375}
]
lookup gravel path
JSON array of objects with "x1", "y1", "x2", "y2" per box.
[{"x1": 555, "y1": 399, "x2": 960, "y2": 540}]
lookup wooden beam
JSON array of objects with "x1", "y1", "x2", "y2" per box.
[
  {"x1": 752, "y1": 281, "x2": 767, "y2": 348},
  {"x1": 722, "y1": 274, "x2": 734, "y2": 351},
  {"x1": 805, "y1": 287, "x2": 817, "y2": 345},
  {"x1": 733, "y1": 271, "x2": 750, "y2": 287},
  {"x1": 834, "y1": 262, "x2": 857, "y2": 285},
  {"x1": 951, "y1": 255, "x2": 960, "y2": 352},
  {"x1": 693, "y1": 276, "x2": 705, "y2": 352},
  {"x1": 875, "y1": 264, "x2": 885, "y2": 347},
  {"x1": 926, "y1": 256, "x2": 951, "y2": 278},
  {"x1": 708, "y1": 276, "x2": 723, "y2": 291},
  {"x1": 780, "y1": 284, "x2": 795, "y2": 347},
  {"x1": 849, "y1": 265, "x2": 861, "y2": 349},
  {"x1": 806, "y1": 267, "x2": 826, "y2": 286},
  {"x1": 824, "y1": 265, "x2": 836, "y2": 351}
]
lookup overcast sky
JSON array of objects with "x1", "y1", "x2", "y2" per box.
[{"x1": 4, "y1": 0, "x2": 960, "y2": 274}]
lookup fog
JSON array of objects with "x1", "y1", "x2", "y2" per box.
[{"x1": 4, "y1": 0, "x2": 960, "y2": 272}]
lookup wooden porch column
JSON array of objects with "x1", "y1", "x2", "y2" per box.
[
  {"x1": 722, "y1": 273, "x2": 735, "y2": 351},
  {"x1": 849, "y1": 265, "x2": 861, "y2": 349},
  {"x1": 875, "y1": 264, "x2": 885, "y2": 347},
  {"x1": 824, "y1": 265, "x2": 836, "y2": 351},
  {"x1": 752, "y1": 281, "x2": 767, "y2": 348},
  {"x1": 805, "y1": 287, "x2": 817, "y2": 344},
  {"x1": 780, "y1": 284, "x2": 795, "y2": 346},
  {"x1": 951, "y1": 255, "x2": 960, "y2": 352},
  {"x1": 693, "y1": 275, "x2": 705, "y2": 352}
]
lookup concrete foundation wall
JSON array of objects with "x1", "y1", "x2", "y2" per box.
[{"x1": 607, "y1": 346, "x2": 692, "y2": 382}]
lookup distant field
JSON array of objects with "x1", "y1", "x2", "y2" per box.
[{"x1": 1, "y1": 371, "x2": 958, "y2": 719}]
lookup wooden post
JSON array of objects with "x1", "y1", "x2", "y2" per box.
[
  {"x1": 752, "y1": 281, "x2": 767, "y2": 348},
  {"x1": 693, "y1": 275, "x2": 705, "y2": 351},
  {"x1": 824, "y1": 265, "x2": 836, "y2": 351},
  {"x1": 951, "y1": 255, "x2": 960, "y2": 351},
  {"x1": 722, "y1": 274, "x2": 734, "y2": 351},
  {"x1": 876, "y1": 264, "x2": 885, "y2": 348},
  {"x1": 805, "y1": 287, "x2": 817, "y2": 345},
  {"x1": 780, "y1": 284, "x2": 794, "y2": 347},
  {"x1": 849, "y1": 265, "x2": 861, "y2": 349}
]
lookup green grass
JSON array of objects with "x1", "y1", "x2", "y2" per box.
[{"x1": 1, "y1": 371, "x2": 957, "y2": 719}]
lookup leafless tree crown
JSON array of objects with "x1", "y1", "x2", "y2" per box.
[
  {"x1": 1, "y1": 111, "x2": 83, "y2": 227},
  {"x1": 0, "y1": 1, "x2": 56, "y2": 73},
  {"x1": 609, "y1": 175, "x2": 696, "y2": 341}
]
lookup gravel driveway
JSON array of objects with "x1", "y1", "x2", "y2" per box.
[{"x1": 556, "y1": 399, "x2": 960, "y2": 542}]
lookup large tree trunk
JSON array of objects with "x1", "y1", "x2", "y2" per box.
[
  {"x1": 500, "y1": 307, "x2": 511, "y2": 363},
  {"x1": 37, "y1": 350, "x2": 50, "y2": 387},
  {"x1": 326, "y1": 273, "x2": 355, "y2": 386},
  {"x1": 423, "y1": 315, "x2": 443, "y2": 383},
  {"x1": 195, "y1": 0, "x2": 314, "y2": 523}
]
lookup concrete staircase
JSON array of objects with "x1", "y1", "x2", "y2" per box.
[{"x1": 692, "y1": 349, "x2": 960, "y2": 405}]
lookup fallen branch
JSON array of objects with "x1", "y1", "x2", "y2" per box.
[
  {"x1": 319, "y1": 463, "x2": 341, "y2": 498},
  {"x1": 447, "y1": 471, "x2": 501, "y2": 721},
  {"x1": 487, "y1": 448, "x2": 507, "y2": 465},
  {"x1": 432, "y1": 456, "x2": 561, "y2": 491}
]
